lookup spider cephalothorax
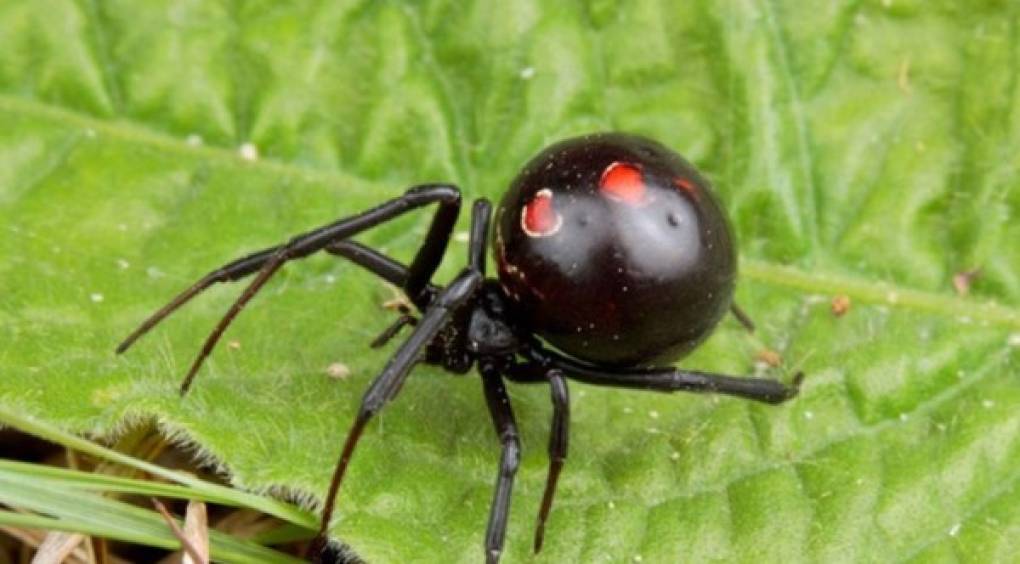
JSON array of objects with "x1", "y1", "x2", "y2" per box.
[{"x1": 117, "y1": 132, "x2": 801, "y2": 563}]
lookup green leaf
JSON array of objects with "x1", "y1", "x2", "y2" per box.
[{"x1": 1, "y1": 1, "x2": 1018, "y2": 562}]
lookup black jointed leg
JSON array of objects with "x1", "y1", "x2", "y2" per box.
[
  {"x1": 119, "y1": 184, "x2": 461, "y2": 394},
  {"x1": 325, "y1": 240, "x2": 412, "y2": 290},
  {"x1": 468, "y1": 199, "x2": 492, "y2": 274},
  {"x1": 534, "y1": 369, "x2": 568, "y2": 554},
  {"x1": 730, "y1": 303, "x2": 756, "y2": 333},
  {"x1": 403, "y1": 185, "x2": 461, "y2": 307},
  {"x1": 369, "y1": 313, "x2": 418, "y2": 348},
  {"x1": 307, "y1": 268, "x2": 483, "y2": 560},
  {"x1": 526, "y1": 344, "x2": 803, "y2": 405},
  {"x1": 118, "y1": 239, "x2": 431, "y2": 356},
  {"x1": 115, "y1": 246, "x2": 279, "y2": 353},
  {"x1": 478, "y1": 361, "x2": 521, "y2": 564},
  {"x1": 326, "y1": 240, "x2": 441, "y2": 307}
]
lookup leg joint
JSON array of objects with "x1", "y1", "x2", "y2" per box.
[
  {"x1": 406, "y1": 183, "x2": 462, "y2": 205},
  {"x1": 500, "y1": 436, "x2": 521, "y2": 476}
]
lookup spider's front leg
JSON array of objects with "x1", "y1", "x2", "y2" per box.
[
  {"x1": 309, "y1": 199, "x2": 495, "y2": 560},
  {"x1": 308, "y1": 267, "x2": 482, "y2": 561},
  {"x1": 117, "y1": 184, "x2": 462, "y2": 393}
]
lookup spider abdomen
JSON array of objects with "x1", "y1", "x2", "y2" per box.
[{"x1": 493, "y1": 133, "x2": 736, "y2": 367}]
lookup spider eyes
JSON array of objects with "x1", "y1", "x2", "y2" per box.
[
  {"x1": 599, "y1": 162, "x2": 647, "y2": 205},
  {"x1": 521, "y1": 188, "x2": 563, "y2": 237}
]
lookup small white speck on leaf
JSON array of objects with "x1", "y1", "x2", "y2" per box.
[
  {"x1": 899, "y1": 413, "x2": 909, "y2": 422},
  {"x1": 186, "y1": 134, "x2": 204, "y2": 146},
  {"x1": 982, "y1": 400, "x2": 994, "y2": 409},
  {"x1": 89, "y1": 293, "x2": 104, "y2": 303},
  {"x1": 324, "y1": 274, "x2": 337, "y2": 284},
  {"x1": 622, "y1": 406, "x2": 633, "y2": 414},
  {"x1": 948, "y1": 523, "x2": 961, "y2": 537},
  {"x1": 520, "y1": 66, "x2": 535, "y2": 79},
  {"x1": 1008, "y1": 333, "x2": 1020, "y2": 347},
  {"x1": 607, "y1": 501, "x2": 615, "y2": 509},
  {"x1": 239, "y1": 142, "x2": 259, "y2": 161},
  {"x1": 648, "y1": 410, "x2": 659, "y2": 419},
  {"x1": 327, "y1": 362, "x2": 351, "y2": 380},
  {"x1": 804, "y1": 411, "x2": 814, "y2": 420},
  {"x1": 670, "y1": 451, "x2": 680, "y2": 461},
  {"x1": 84, "y1": 128, "x2": 97, "y2": 138},
  {"x1": 886, "y1": 291, "x2": 899, "y2": 304},
  {"x1": 116, "y1": 259, "x2": 130, "y2": 269},
  {"x1": 453, "y1": 231, "x2": 470, "y2": 243},
  {"x1": 633, "y1": 555, "x2": 643, "y2": 563},
  {"x1": 227, "y1": 340, "x2": 241, "y2": 350},
  {"x1": 146, "y1": 267, "x2": 165, "y2": 279}
]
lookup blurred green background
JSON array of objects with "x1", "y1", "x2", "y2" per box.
[{"x1": 1, "y1": 1, "x2": 1018, "y2": 562}]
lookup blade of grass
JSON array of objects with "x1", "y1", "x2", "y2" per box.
[
  {"x1": 0, "y1": 407, "x2": 316, "y2": 529},
  {"x1": 0, "y1": 458, "x2": 243, "y2": 505},
  {"x1": 0, "y1": 475, "x2": 303, "y2": 563}
]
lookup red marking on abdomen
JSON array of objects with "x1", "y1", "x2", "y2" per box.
[
  {"x1": 600, "y1": 162, "x2": 647, "y2": 205},
  {"x1": 673, "y1": 177, "x2": 697, "y2": 195},
  {"x1": 521, "y1": 188, "x2": 562, "y2": 237}
]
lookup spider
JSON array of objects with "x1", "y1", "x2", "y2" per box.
[{"x1": 117, "y1": 132, "x2": 802, "y2": 563}]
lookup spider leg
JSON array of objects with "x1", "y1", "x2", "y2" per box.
[
  {"x1": 534, "y1": 369, "x2": 568, "y2": 553},
  {"x1": 730, "y1": 303, "x2": 756, "y2": 333},
  {"x1": 328, "y1": 197, "x2": 490, "y2": 286},
  {"x1": 116, "y1": 241, "x2": 422, "y2": 355},
  {"x1": 115, "y1": 247, "x2": 279, "y2": 353},
  {"x1": 117, "y1": 186, "x2": 458, "y2": 355},
  {"x1": 478, "y1": 360, "x2": 521, "y2": 564},
  {"x1": 307, "y1": 268, "x2": 482, "y2": 560},
  {"x1": 325, "y1": 240, "x2": 418, "y2": 289},
  {"x1": 504, "y1": 361, "x2": 570, "y2": 554},
  {"x1": 369, "y1": 313, "x2": 418, "y2": 348},
  {"x1": 525, "y1": 343, "x2": 803, "y2": 404},
  {"x1": 119, "y1": 185, "x2": 461, "y2": 392},
  {"x1": 467, "y1": 199, "x2": 492, "y2": 274}
]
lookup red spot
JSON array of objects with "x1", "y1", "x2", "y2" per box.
[
  {"x1": 673, "y1": 176, "x2": 697, "y2": 195},
  {"x1": 600, "y1": 162, "x2": 647, "y2": 205},
  {"x1": 521, "y1": 189, "x2": 562, "y2": 237}
]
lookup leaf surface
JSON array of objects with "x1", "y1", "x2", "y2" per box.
[{"x1": 1, "y1": 1, "x2": 1019, "y2": 562}]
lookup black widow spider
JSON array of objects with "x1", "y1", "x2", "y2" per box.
[{"x1": 117, "y1": 132, "x2": 802, "y2": 563}]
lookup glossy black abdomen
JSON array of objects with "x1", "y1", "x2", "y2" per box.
[{"x1": 493, "y1": 133, "x2": 736, "y2": 367}]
